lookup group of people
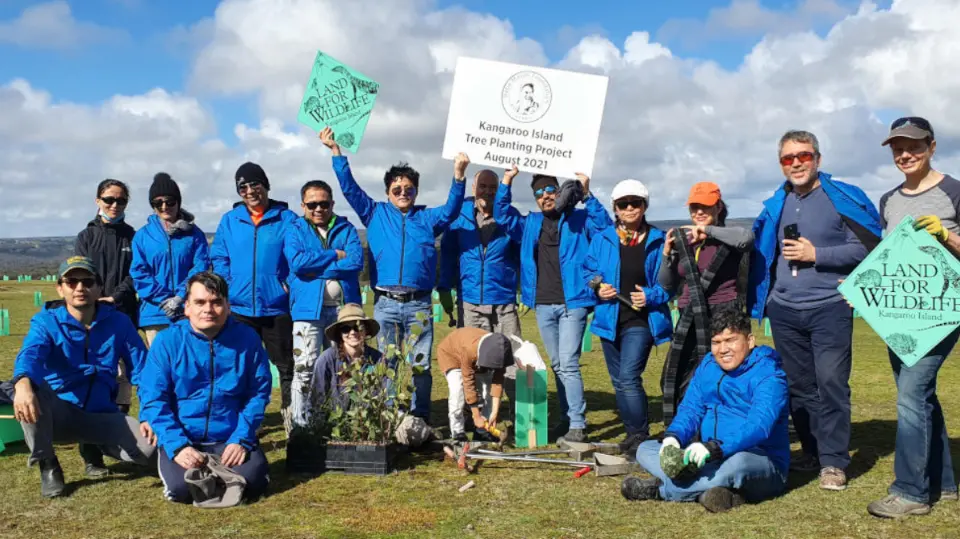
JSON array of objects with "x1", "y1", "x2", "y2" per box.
[{"x1": 5, "y1": 116, "x2": 957, "y2": 519}]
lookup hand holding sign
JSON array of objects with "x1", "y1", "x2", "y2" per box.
[
  {"x1": 454, "y1": 153, "x2": 470, "y2": 181},
  {"x1": 503, "y1": 164, "x2": 519, "y2": 185},
  {"x1": 319, "y1": 127, "x2": 342, "y2": 156}
]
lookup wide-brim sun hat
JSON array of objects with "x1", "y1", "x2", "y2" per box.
[
  {"x1": 324, "y1": 303, "x2": 380, "y2": 342},
  {"x1": 610, "y1": 179, "x2": 649, "y2": 206}
]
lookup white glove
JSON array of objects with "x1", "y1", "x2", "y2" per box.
[
  {"x1": 683, "y1": 442, "x2": 711, "y2": 469},
  {"x1": 159, "y1": 296, "x2": 184, "y2": 319},
  {"x1": 659, "y1": 437, "x2": 680, "y2": 456}
]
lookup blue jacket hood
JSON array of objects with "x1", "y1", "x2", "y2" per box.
[
  {"x1": 13, "y1": 303, "x2": 147, "y2": 413},
  {"x1": 284, "y1": 214, "x2": 364, "y2": 320},
  {"x1": 138, "y1": 317, "x2": 273, "y2": 458},
  {"x1": 438, "y1": 197, "x2": 520, "y2": 305},
  {"x1": 210, "y1": 200, "x2": 299, "y2": 317},
  {"x1": 747, "y1": 173, "x2": 882, "y2": 319},
  {"x1": 582, "y1": 226, "x2": 674, "y2": 344},
  {"x1": 665, "y1": 344, "x2": 791, "y2": 475}
]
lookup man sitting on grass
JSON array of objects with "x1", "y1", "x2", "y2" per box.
[
  {"x1": 5, "y1": 256, "x2": 156, "y2": 498},
  {"x1": 139, "y1": 271, "x2": 272, "y2": 505},
  {"x1": 622, "y1": 308, "x2": 790, "y2": 512}
]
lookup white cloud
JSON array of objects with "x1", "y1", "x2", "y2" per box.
[
  {"x1": 0, "y1": 1, "x2": 127, "y2": 50},
  {"x1": 2, "y1": 0, "x2": 960, "y2": 238}
]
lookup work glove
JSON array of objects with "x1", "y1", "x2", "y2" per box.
[
  {"x1": 659, "y1": 437, "x2": 688, "y2": 478},
  {"x1": 160, "y1": 296, "x2": 184, "y2": 319},
  {"x1": 683, "y1": 442, "x2": 712, "y2": 469},
  {"x1": 915, "y1": 215, "x2": 950, "y2": 243},
  {"x1": 659, "y1": 437, "x2": 680, "y2": 456}
]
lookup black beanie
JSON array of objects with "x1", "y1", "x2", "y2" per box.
[
  {"x1": 235, "y1": 162, "x2": 270, "y2": 193},
  {"x1": 149, "y1": 173, "x2": 181, "y2": 205},
  {"x1": 477, "y1": 333, "x2": 511, "y2": 371}
]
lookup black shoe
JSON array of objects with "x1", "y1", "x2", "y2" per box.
[
  {"x1": 39, "y1": 458, "x2": 65, "y2": 498},
  {"x1": 556, "y1": 428, "x2": 587, "y2": 445},
  {"x1": 619, "y1": 433, "x2": 647, "y2": 457},
  {"x1": 621, "y1": 477, "x2": 662, "y2": 501},
  {"x1": 472, "y1": 429, "x2": 499, "y2": 443},
  {"x1": 452, "y1": 432, "x2": 469, "y2": 443},
  {"x1": 698, "y1": 487, "x2": 746, "y2": 513},
  {"x1": 85, "y1": 462, "x2": 110, "y2": 478}
]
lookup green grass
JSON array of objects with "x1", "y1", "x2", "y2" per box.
[{"x1": 2, "y1": 283, "x2": 960, "y2": 538}]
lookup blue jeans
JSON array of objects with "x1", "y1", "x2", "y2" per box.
[
  {"x1": 889, "y1": 330, "x2": 960, "y2": 504},
  {"x1": 374, "y1": 295, "x2": 434, "y2": 420},
  {"x1": 600, "y1": 326, "x2": 653, "y2": 437},
  {"x1": 637, "y1": 440, "x2": 786, "y2": 502},
  {"x1": 535, "y1": 305, "x2": 588, "y2": 429}
]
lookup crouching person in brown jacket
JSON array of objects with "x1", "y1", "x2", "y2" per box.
[{"x1": 438, "y1": 327, "x2": 514, "y2": 443}]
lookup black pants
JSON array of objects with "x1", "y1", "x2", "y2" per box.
[
  {"x1": 767, "y1": 299, "x2": 853, "y2": 470},
  {"x1": 234, "y1": 313, "x2": 294, "y2": 409}
]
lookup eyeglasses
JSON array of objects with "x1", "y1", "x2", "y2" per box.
[
  {"x1": 304, "y1": 200, "x2": 332, "y2": 211},
  {"x1": 238, "y1": 181, "x2": 263, "y2": 194},
  {"x1": 534, "y1": 185, "x2": 557, "y2": 199},
  {"x1": 151, "y1": 197, "x2": 178, "y2": 209},
  {"x1": 779, "y1": 152, "x2": 817, "y2": 166},
  {"x1": 339, "y1": 322, "x2": 364, "y2": 334},
  {"x1": 60, "y1": 277, "x2": 97, "y2": 289},
  {"x1": 891, "y1": 116, "x2": 932, "y2": 132},
  {"x1": 615, "y1": 197, "x2": 645, "y2": 210},
  {"x1": 99, "y1": 196, "x2": 128, "y2": 207},
  {"x1": 391, "y1": 186, "x2": 417, "y2": 197}
]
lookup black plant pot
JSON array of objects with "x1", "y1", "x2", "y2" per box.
[{"x1": 324, "y1": 442, "x2": 397, "y2": 476}]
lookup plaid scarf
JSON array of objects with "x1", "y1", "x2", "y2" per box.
[{"x1": 660, "y1": 236, "x2": 732, "y2": 426}]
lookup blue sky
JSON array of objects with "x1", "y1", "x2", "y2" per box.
[{"x1": 0, "y1": 0, "x2": 873, "y2": 145}]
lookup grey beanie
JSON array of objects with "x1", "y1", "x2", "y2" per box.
[{"x1": 477, "y1": 333, "x2": 511, "y2": 371}]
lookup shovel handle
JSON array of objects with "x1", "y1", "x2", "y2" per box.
[{"x1": 573, "y1": 466, "x2": 592, "y2": 478}]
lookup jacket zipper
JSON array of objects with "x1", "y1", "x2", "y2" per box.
[
  {"x1": 713, "y1": 372, "x2": 725, "y2": 441},
  {"x1": 81, "y1": 328, "x2": 95, "y2": 409},
  {"x1": 252, "y1": 225, "x2": 259, "y2": 317},
  {"x1": 398, "y1": 214, "x2": 406, "y2": 286},
  {"x1": 202, "y1": 340, "x2": 215, "y2": 440}
]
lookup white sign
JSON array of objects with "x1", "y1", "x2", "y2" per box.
[{"x1": 442, "y1": 57, "x2": 609, "y2": 179}]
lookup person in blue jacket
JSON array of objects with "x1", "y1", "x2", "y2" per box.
[
  {"x1": 748, "y1": 130, "x2": 881, "y2": 491},
  {"x1": 284, "y1": 179, "x2": 363, "y2": 429},
  {"x1": 131, "y1": 173, "x2": 210, "y2": 346},
  {"x1": 624, "y1": 308, "x2": 789, "y2": 513},
  {"x1": 582, "y1": 179, "x2": 672, "y2": 456},
  {"x1": 5, "y1": 256, "x2": 156, "y2": 498},
  {"x1": 139, "y1": 271, "x2": 272, "y2": 504},
  {"x1": 493, "y1": 164, "x2": 611, "y2": 444},
  {"x1": 210, "y1": 161, "x2": 298, "y2": 431},
  {"x1": 319, "y1": 127, "x2": 467, "y2": 421}
]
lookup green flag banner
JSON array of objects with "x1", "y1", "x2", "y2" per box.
[
  {"x1": 839, "y1": 216, "x2": 960, "y2": 366},
  {"x1": 298, "y1": 51, "x2": 379, "y2": 153}
]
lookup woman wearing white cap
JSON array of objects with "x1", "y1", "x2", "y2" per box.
[{"x1": 582, "y1": 179, "x2": 673, "y2": 456}]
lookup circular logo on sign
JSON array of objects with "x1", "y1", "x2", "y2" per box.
[{"x1": 501, "y1": 71, "x2": 552, "y2": 123}]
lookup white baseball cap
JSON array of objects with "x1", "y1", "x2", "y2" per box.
[{"x1": 611, "y1": 179, "x2": 649, "y2": 205}]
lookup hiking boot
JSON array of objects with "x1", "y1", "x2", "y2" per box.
[
  {"x1": 698, "y1": 487, "x2": 746, "y2": 513},
  {"x1": 819, "y1": 466, "x2": 847, "y2": 491},
  {"x1": 941, "y1": 490, "x2": 959, "y2": 502},
  {"x1": 79, "y1": 444, "x2": 109, "y2": 478},
  {"x1": 84, "y1": 461, "x2": 110, "y2": 478},
  {"x1": 556, "y1": 428, "x2": 587, "y2": 446},
  {"x1": 790, "y1": 453, "x2": 820, "y2": 473},
  {"x1": 621, "y1": 477, "x2": 662, "y2": 501},
  {"x1": 867, "y1": 494, "x2": 931, "y2": 518},
  {"x1": 618, "y1": 433, "x2": 646, "y2": 457},
  {"x1": 39, "y1": 458, "x2": 65, "y2": 498}
]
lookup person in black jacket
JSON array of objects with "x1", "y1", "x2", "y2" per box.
[{"x1": 74, "y1": 178, "x2": 139, "y2": 476}]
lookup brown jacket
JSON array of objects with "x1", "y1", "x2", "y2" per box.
[{"x1": 437, "y1": 327, "x2": 504, "y2": 406}]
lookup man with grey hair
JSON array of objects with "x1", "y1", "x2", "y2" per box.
[{"x1": 747, "y1": 130, "x2": 882, "y2": 491}]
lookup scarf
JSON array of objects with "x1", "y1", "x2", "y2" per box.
[{"x1": 616, "y1": 222, "x2": 646, "y2": 247}]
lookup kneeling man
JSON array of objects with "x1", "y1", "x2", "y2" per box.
[
  {"x1": 6, "y1": 256, "x2": 156, "y2": 498},
  {"x1": 623, "y1": 308, "x2": 789, "y2": 512},
  {"x1": 139, "y1": 272, "x2": 272, "y2": 505}
]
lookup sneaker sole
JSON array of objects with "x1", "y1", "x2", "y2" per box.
[
  {"x1": 86, "y1": 469, "x2": 110, "y2": 478},
  {"x1": 820, "y1": 483, "x2": 848, "y2": 491},
  {"x1": 699, "y1": 488, "x2": 745, "y2": 513}
]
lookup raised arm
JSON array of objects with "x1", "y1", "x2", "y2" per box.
[
  {"x1": 426, "y1": 153, "x2": 469, "y2": 234},
  {"x1": 321, "y1": 127, "x2": 377, "y2": 226},
  {"x1": 493, "y1": 166, "x2": 526, "y2": 242},
  {"x1": 228, "y1": 342, "x2": 273, "y2": 450}
]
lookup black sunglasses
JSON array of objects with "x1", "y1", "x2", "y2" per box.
[
  {"x1": 304, "y1": 200, "x2": 332, "y2": 211},
  {"x1": 99, "y1": 196, "x2": 128, "y2": 207},
  {"x1": 339, "y1": 321, "x2": 364, "y2": 334},
  {"x1": 151, "y1": 197, "x2": 178, "y2": 209},
  {"x1": 238, "y1": 181, "x2": 263, "y2": 193},
  {"x1": 615, "y1": 197, "x2": 646, "y2": 210},
  {"x1": 60, "y1": 276, "x2": 97, "y2": 289},
  {"x1": 891, "y1": 116, "x2": 933, "y2": 132},
  {"x1": 391, "y1": 186, "x2": 417, "y2": 197}
]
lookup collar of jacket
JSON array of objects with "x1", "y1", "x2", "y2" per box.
[
  {"x1": 230, "y1": 199, "x2": 289, "y2": 223},
  {"x1": 304, "y1": 214, "x2": 339, "y2": 234},
  {"x1": 86, "y1": 214, "x2": 131, "y2": 230},
  {"x1": 45, "y1": 301, "x2": 114, "y2": 329},
  {"x1": 173, "y1": 316, "x2": 239, "y2": 342}
]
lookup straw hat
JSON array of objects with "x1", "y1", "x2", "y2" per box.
[{"x1": 324, "y1": 303, "x2": 380, "y2": 342}]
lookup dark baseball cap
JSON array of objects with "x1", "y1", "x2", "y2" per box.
[
  {"x1": 477, "y1": 333, "x2": 511, "y2": 371},
  {"x1": 58, "y1": 256, "x2": 98, "y2": 279},
  {"x1": 882, "y1": 116, "x2": 935, "y2": 146}
]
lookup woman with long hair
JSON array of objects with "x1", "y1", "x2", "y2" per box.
[
  {"x1": 582, "y1": 179, "x2": 673, "y2": 456},
  {"x1": 658, "y1": 182, "x2": 754, "y2": 425}
]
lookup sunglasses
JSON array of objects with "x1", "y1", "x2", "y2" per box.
[
  {"x1": 891, "y1": 116, "x2": 932, "y2": 132},
  {"x1": 339, "y1": 322, "x2": 365, "y2": 334},
  {"x1": 779, "y1": 151, "x2": 817, "y2": 167},
  {"x1": 151, "y1": 197, "x2": 178, "y2": 209},
  {"x1": 615, "y1": 197, "x2": 646, "y2": 210},
  {"x1": 99, "y1": 196, "x2": 128, "y2": 207},
  {"x1": 534, "y1": 185, "x2": 557, "y2": 199},
  {"x1": 238, "y1": 181, "x2": 263, "y2": 193},
  {"x1": 391, "y1": 186, "x2": 417, "y2": 197},
  {"x1": 60, "y1": 277, "x2": 97, "y2": 289},
  {"x1": 304, "y1": 200, "x2": 332, "y2": 211}
]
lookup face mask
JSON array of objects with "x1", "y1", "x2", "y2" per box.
[{"x1": 99, "y1": 209, "x2": 125, "y2": 223}]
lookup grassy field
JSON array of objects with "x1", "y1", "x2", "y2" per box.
[{"x1": 1, "y1": 282, "x2": 960, "y2": 538}]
